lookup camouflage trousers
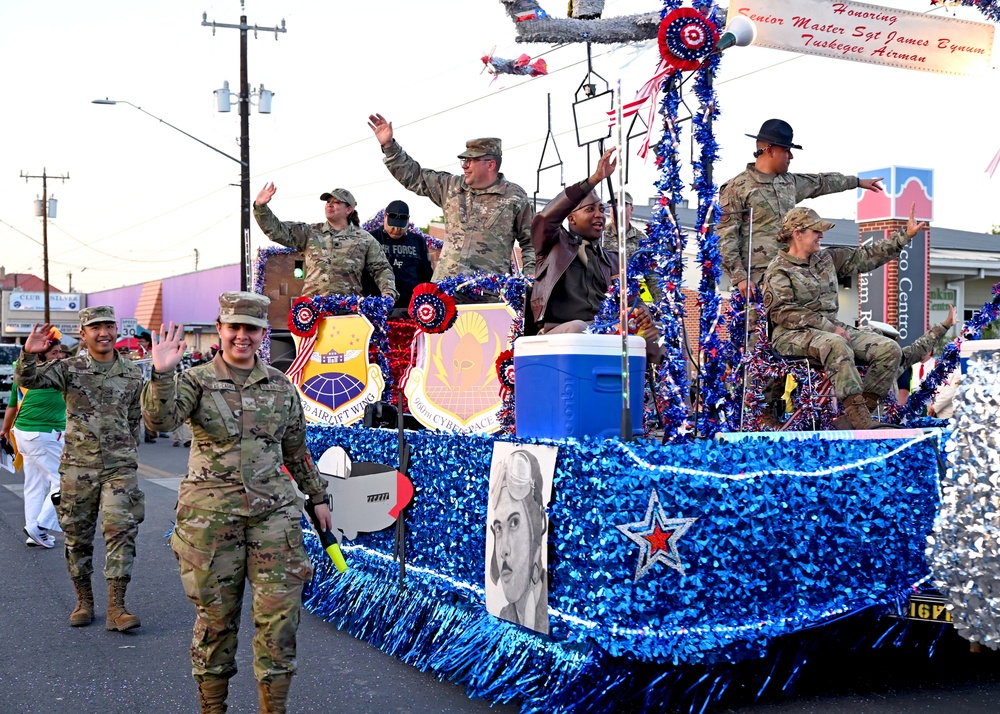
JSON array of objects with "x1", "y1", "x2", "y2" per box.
[
  {"x1": 771, "y1": 326, "x2": 902, "y2": 401},
  {"x1": 170, "y1": 503, "x2": 313, "y2": 684},
  {"x1": 57, "y1": 464, "x2": 145, "y2": 580}
]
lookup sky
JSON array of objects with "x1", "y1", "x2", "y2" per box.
[{"x1": 2, "y1": 0, "x2": 998, "y2": 294}]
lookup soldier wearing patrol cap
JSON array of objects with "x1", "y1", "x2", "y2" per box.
[
  {"x1": 15, "y1": 305, "x2": 145, "y2": 632},
  {"x1": 367, "y1": 112, "x2": 536, "y2": 280},
  {"x1": 253, "y1": 182, "x2": 398, "y2": 302},
  {"x1": 762, "y1": 204, "x2": 927, "y2": 430},
  {"x1": 142, "y1": 291, "x2": 333, "y2": 714}
]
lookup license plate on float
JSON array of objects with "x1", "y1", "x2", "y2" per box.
[{"x1": 904, "y1": 594, "x2": 953, "y2": 623}]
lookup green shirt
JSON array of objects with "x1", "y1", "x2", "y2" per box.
[{"x1": 8, "y1": 386, "x2": 67, "y2": 433}]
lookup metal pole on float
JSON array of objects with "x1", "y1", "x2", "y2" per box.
[
  {"x1": 738, "y1": 206, "x2": 754, "y2": 432},
  {"x1": 615, "y1": 80, "x2": 632, "y2": 441}
]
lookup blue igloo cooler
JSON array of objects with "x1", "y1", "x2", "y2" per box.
[
  {"x1": 960, "y1": 339, "x2": 1000, "y2": 374},
  {"x1": 513, "y1": 334, "x2": 646, "y2": 439}
]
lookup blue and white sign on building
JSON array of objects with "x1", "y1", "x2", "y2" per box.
[{"x1": 8, "y1": 291, "x2": 83, "y2": 311}]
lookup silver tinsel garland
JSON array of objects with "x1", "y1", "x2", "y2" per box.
[
  {"x1": 571, "y1": 0, "x2": 605, "y2": 18},
  {"x1": 499, "y1": 0, "x2": 658, "y2": 43},
  {"x1": 928, "y1": 350, "x2": 1000, "y2": 648}
]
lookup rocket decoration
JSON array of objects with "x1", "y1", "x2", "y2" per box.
[
  {"x1": 510, "y1": 0, "x2": 548, "y2": 21},
  {"x1": 482, "y1": 52, "x2": 548, "y2": 78},
  {"x1": 657, "y1": 7, "x2": 718, "y2": 73}
]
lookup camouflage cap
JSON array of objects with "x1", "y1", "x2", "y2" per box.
[
  {"x1": 79, "y1": 305, "x2": 116, "y2": 326},
  {"x1": 319, "y1": 188, "x2": 357, "y2": 208},
  {"x1": 779, "y1": 207, "x2": 836, "y2": 241},
  {"x1": 623, "y1": 191, "x2": 634, "y2": 205},
  {"x1": 457, "y1": 138, "x2": 502, "y2": 159},
  {"x1": 218, "y1": 291, "x2": 270, "y2": 328}
]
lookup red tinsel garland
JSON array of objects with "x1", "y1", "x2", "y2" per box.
[{"x1": 386, "y1": 317, "x2": 418, "y2": 412}]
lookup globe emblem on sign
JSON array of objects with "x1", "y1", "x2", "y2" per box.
[{"x1": 301, "y1": 371, "x2": 365, "y2": 410}]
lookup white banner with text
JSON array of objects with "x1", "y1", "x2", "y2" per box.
[{"x1": 730, "y1": 0, "x2": 994, "y2": 76}]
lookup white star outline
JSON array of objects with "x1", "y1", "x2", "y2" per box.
[{"x1": 615, "y1": 489, "x2": 697, "y2": 582}]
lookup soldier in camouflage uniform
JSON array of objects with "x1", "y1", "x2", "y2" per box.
[
  {"x1": 895, "y1": 305, "x2": 957, "y2": 409},
  {"x1": 718, "y1": 119, "x2": 884, "y2": 297},
  {"x1": 142, "y1": 292, "x2": 332, "y2": 714},
  {"x1": 15, "y1": 306, "x2": 145, "y2": 631},
  {"x1": 899, "y1": 305, "x2": 957, "y2": 375},
  {"x1": 762, "y1": 206, "x2": 927, "y2": 429},
  {"x1": 253, "y1": 184, "x2": 398, "y2": 302},
  {"x1": 718, "y1": 119, "x2": 883, "y2": 425},
  {"x1": 367, "y1": 112, "x2": 535, "y2": 280}
]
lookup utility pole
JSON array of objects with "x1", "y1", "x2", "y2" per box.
[
  {"x1": 68, "y1": 272, "x2": 72, "y2": 292},
  {"x1": 20, "y1": 168, "x2": 69, "y2": 323},
  {"x1": 194, "y1": 248, "x2": 200, "y2": 271},
  {"x1": 203, "y1": 5, "x2": 286, "y2": 291}
]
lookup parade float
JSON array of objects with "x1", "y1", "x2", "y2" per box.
[{"x1": 252, "y1": 0, "x2": 1000, "y2": 710}]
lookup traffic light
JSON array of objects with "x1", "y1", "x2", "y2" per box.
[{"x1": 293, "y1": 260, "x2": 304, "y2": 279}]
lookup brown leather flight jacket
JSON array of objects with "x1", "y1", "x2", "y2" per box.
[{"x1": 529, "y1": 179, "x2": 616, "y2": 326}]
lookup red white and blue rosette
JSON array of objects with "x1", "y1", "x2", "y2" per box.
[
  {"x1": 657, "y1": 7, "x2": 719, "y2": 73},
  {"x1": 288, "y1": 296, "x2": 322, "y2": 338},
  {"x1": 495, "y1": 348, "x2": 516, "y2": 398},
  {"x1": 409, "y1": 283, "x2": 458, "y2": 334}
]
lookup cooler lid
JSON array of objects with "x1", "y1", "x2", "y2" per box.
[
  {"x1": 514, "y1": 333, "x2": 646, "y2": 357},
  {"x1": 959, "y1": 338, "x2": 1000, "y2": 357}
]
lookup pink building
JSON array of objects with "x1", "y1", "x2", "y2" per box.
[{"x1": 87, "y1": 264, "x2": 240, "y2": 350}]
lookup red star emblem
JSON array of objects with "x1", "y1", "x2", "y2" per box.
[{"x1": 643, "y1": 524, "x2": 674, "y2": 554}]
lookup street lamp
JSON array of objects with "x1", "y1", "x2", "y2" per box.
[{"x1": 92, "y1": 98, "x2": 251, "y2": 288}]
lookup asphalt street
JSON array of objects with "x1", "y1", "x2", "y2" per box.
[
  {"x1": 5, "y1": 438, "x2": 1000, "y2": 713},
  {"x1": 0, "y1": 437, "x2": 518, "y2": 714}
]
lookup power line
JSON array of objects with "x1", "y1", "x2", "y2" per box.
[
  {"x1": 257, "y1": 43, "x2": 605, "y2": 177},
  {"x1": 0, "y1": 217, "x2": 44, "y2": 247}
]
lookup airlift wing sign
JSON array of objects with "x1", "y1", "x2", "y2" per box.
[
  {"x1": 731, "y1": 0, "x2": 994, "y2": 76},
  {"x1": 405, "y1": 303, "x2": 515, "y2": 435},
  {"x1": 293, "y1": 314, "x2": 385, "y2": 426}
]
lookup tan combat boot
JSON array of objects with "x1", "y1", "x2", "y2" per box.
[
  {"x1": 197, "y1": 678, "x2": 229, "y2": 714},
  {"x1": 106, "y1": 577, "x2": 141, "y2": 631},
  {"x1": 257, "y1": 674, "x2": 292, "y2": 714},
  {"x1": 862, "y1": 391, "x2": 884, "y2": 417},
  {"x1": 70, "y1": 576, "x2": 94, "y2": 627},
  {"x1": 843, "y1": 394, "x2": 881, "y2": 430}
]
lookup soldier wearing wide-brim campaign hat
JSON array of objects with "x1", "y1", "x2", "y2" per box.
[
  {"x1": 717, "y1": 118, "x2": 883, "y2": 430},
  {"x1": 746, "y1": 118, "x2": 803, "y2": 150}
]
